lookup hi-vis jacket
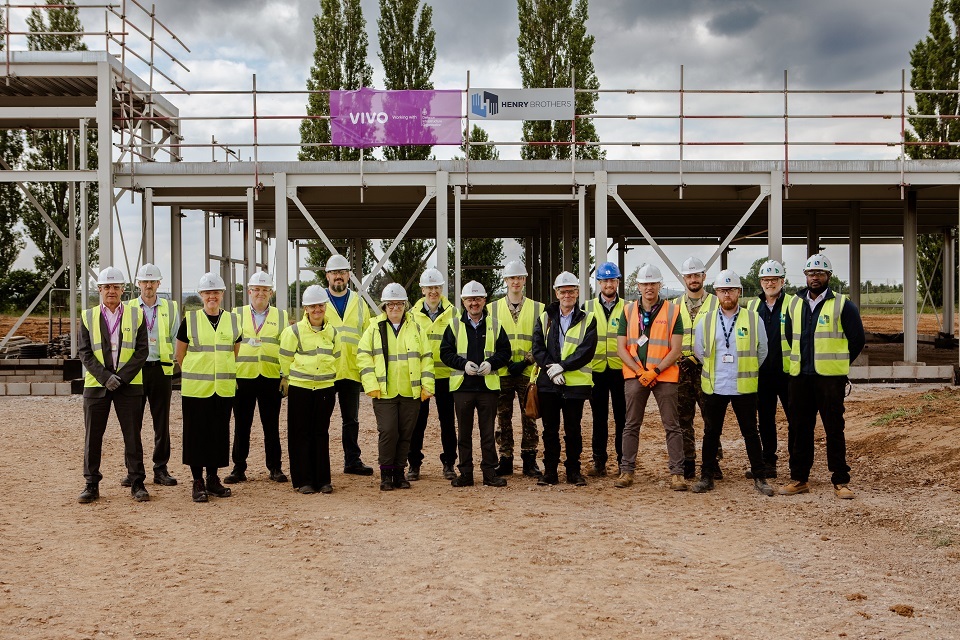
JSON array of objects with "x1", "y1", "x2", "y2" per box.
[
  {"x1": 584, "y1": 295, "x2": 625, "y2": 373},
  {"x1": 80, "y1": 305, "x2": 147, "y2": 395},
  {"x1": 278, "y1": 317, "x2": 340, "y2": 391},
  {"x1": 180, "y1": 310, "x2": 241, "y2": 398},
  {"x1": 126, "y1": 297, "x2": 178, "y2": 376},
  {"x1": 357, "y1": 313, "x2": 435, "y2": 399},
  {"x1": 411, "y1": 296, "x2": 456, "y2": 380},
  {"x1": 679, "y1": 292, "x2": 717, "y2": 357},
  {"x1": 233, "y1": 305, "x2": 289, "y2": 379},
  {"x1": 487, "y1": 296, "x2": 544, "y2": 377},
  {"x1": 325, "y1": 291, "x2": 371, "y2": 382}
]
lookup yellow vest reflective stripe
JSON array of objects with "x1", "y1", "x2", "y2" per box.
[
  {"x1": 679, "y1": 293, "x2": 717, "y2": 356},
  {"x1": 181, "y1": 310, "x2": 240, "y2": 398},
  {"x1": 699, "y1": 309, "x2": 760, "y2": 394},
  {"x1": 325, "y1": 292, "x2": 370, "y2": 382},
  {"x1": 747, "y1": 294, "x2": 794, "y2": 374},
  {"x1": 787, "y1": 293, "x2": 849, "y2": 376},
  {"x1": 82, "y1": 305, "x2": 143, "y2": 387},
  {"x1": 488, "y1": 297, "x2": 543, "y2": 377},
  {"x1": 357, "y1": 314, "x2": 435, "y2": 398},
  {"x1": 411, "y1": 296, "x2": 456, "y2": 380},
  {"x1": 539, "y1": 310, "x2": 595, "y2": 388},
  {"x1": 448, "y1": 316, "x2": 501, "y2": 392},
  {"x1": 278, "y1": 318, "x2": 340, "y2": 390},
  {"x1": 584, "y1": 297, "x2": 625, "y2": 372},
  {"x1": 233, "y1": 305, "x2": 288, "y2": 379},
  {"x1": 126, "y1": 298, "x2": 178, "y2": 376}
]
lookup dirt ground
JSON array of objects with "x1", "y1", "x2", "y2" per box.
[{"x1": 1, "y1": 382, "x2": 958, "y2": 639}]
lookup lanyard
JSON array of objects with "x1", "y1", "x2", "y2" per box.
[
  {"x1": 718, "y1": 310, "x2": 739, "y2": 349},
  {"x1": 102, "y1": 305, "x2": 123, "y2": 343},
  {"x1": 251, "y1": 307, "x2": 267, "y2": 335},
  {"x1": 142, "y1": 302, "x2": 157, "y2": 332}
]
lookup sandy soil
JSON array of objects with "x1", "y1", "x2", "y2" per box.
[{"x1": 1, "y1": 382, "x2": 958, "y2": 639}]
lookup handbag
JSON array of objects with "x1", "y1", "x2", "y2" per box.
[{"x1": 524, "y1": 366, "x2": 540, "y2": 420}]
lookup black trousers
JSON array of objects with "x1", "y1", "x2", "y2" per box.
[
  {"x1": 757, "y1": 371, "x2": 789, "y2": 468},
  {"x1": 540, "y1": 391, "x2": 585, "y2": 473},
  {"x1": 701, "y1": 393, "x2": 766, "y2": 478},
  {"x1": 409, "y1": 377, "x2": 457, "y2": 467},
  {"x1": 453, "y1": 391, "x2": 499, "y2": 479},
  {"x1": 287, "y1": 385, "x2": 336, "y2": 489},
  {"x1": 589, "y1": 367, "x2": 626, "y2": 466},
  {"x1": 232, "y1": 375, "x2": 283, "y2": 473},
  {"x1": 83, "y1": 391, "x2": 145, "y2": 485},
  {"x1": 334, "y1": 378, "x2": 363, "y2": 466},
  {"x1": 140, "y1": 363, "x2": 172, "y2": 473},
  {"x1": 787, "y1": 374, "x2": 851, "y2": 485}
]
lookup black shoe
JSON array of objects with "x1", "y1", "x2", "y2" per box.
[
  {"x1": 393, "y1": 469, "x2": 411, "y2": 489},
  {"x1": 683, "y1": 459, "x2": 696, "y2": 480},
  {"x1": 120, "y1": 474, "x2": 133, "y2": 488},
  {"x1": 442, "y1": 462, "x2": 457, "y2": 481},
  {"x1": 587, "y1": 461, "x2": 607, "y2": 477},
  {"x1": 192, "y1": 479, "x2": 208, "y2": 503},
  {"x1": 691, "y1": 476, "x2": 715, "y2": 493},
  {"x1": 406, "y1": 465, "x2": 421, "y2": 481},
  {"x1": 344, "y1": 462, "x2": 374, "y2": 476},
  {"x1": 269, "y1": 469, "x2": 288, "y2": 483},
  {"x1": 78, "y1": 483, "x2": 99, "y2": 503},
  {"x1": 496, "y1": 456, "x2": 514, "y2": 476},
  {"x1": 521, "y1": 453, "x2": 543, "y2": 478},
  {"x1": 483, "y1": 475, "x2": 507, "y2": 487},
  {"x1": 153, "y1": 470, "x2": 178, "y2": 486},
  {"x1": 380, "y1": 476, "x2": 395, "y2": 491},
  {"x1": 206, "y1": 476, "x2": 232, "y2": 498},
  {"x1": 223, "y1": 470, "x2": 246, "y2": 484},
  {"x1": 297, "y1": 485, "x2": 316, "y2": 495},
  {"x1": 131, "y1": 481, "x2": 150, "y2": 502},
  {"x1": 451, "y1": 474, "x2": 474, "y2": 487},
  {"x1": 319, "y1": 484, "x2": 333, "y2": 494},
  {"x1": 537, "y1": 472, "x2": 559, "y2": 486},
  {"x1": 566, "y1": 471, "x2": 587, "y2": 487}
]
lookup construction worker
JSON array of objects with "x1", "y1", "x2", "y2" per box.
[
  {"x1": 408, "y1": 268, "x2": 458, "y2": 481},
  {"x1": 77, "y1": 267, "x2": 149, "y2": 504},
  {"x1": 488, "y1": 260, "x2": 544, "y2": 478},
  {"x1": 440, "y1": 281, "x2": 512, "y2": 488},
  {"x1": 358, "y1": 283, "x2": 435, "y2": 491},
  {"x1": 531, "y1": 271, "x2": 598, "y2": 487},
  {"x1": 746, "y1": 259, "x2": 794, "y2": 479},
  {"x1": 676, "y1": 255, "x2": 719, "y2": 479},
  {"x1": 122, "y1": 263, "x2": 179, "y2": 488},
  {"x1": 175, "y1": 272, "x2": 242, "y2": 503},
  {"x1": 323, "y1": 254, "x2": 374, "y2": 476},
  {"x1": 691, "y1": 270, "x2": 774, "y2": 497},
  {"x1": 279, "y1": 285, "x2": 340, "y2": 495},
  {"x1": 614, "y1": 264, "x2": 686, "y2": 491},
  {"x1": 584, "y1": 261, "x2": 626, "y2": 476},
  {"x1": 781, "y1": 254, "x2": 865, "y2": 499},
  {"x1": 225, "y1": 271, "x2": 290, "y2": 485}
]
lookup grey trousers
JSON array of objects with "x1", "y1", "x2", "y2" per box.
[
  {"x1": 372, "y1": 395, "x2": 421, "y2": 469},
  {"x1": 620, "y1": 379, "x2": 684, "y2": 476}
]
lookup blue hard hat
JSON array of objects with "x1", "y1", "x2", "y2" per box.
[{"x1": 595, "y1": 262, "x2": 622, "y2": 280}]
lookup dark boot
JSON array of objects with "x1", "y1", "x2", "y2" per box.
[
  {"x1": 451, "y1": 472, "x2": 474, "y2": 487},
  {"x1": 496, "y1": 456, "x2": 514, "y2": 476},
  {"x1": 192, "y1": 479, "x2": 208, "y2": 503},
  {"x1": 393, "y1": 468, "x2": 411, "y2": 489},
  {"x1": 442, "y1": 462, "x2": 457, "y2": 480},
  {"x1": 587, "y1": 459, "x2": 607, "y2": 477},
  {"x1": 78, "y1": 483, "x2": 99, "y2": 504},
  {"x1": 206, "y1": 475, "x2": 232, "y2": 498},
  {"x1": 691, "y1": 473, "x2": 715, "y2": 493},
  {"x1": 683, "y1": 459, "x2": 696, "y2": 480},
  {"x1": 406, "y1": 464, "x2": 421, "y2": 481},
  {"x1": 566, "y1": 469, "x2": 587, "y2": 486},
  {"x1": 521, "y1": 452, "x2": 543, "y2": 478},
  {"x1": 483, "y1": 471, "x2": 507, "y2": 487},
  {"x1": 380, "y1": 466, "x2": 395, "y2": 491},
  {"x1": 537, "y1": 467, "x2": 559, "y2": 486}
]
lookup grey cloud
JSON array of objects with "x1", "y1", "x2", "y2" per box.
[{"x1": 705, "y1": 4, "x2": 764, "y2": 36}]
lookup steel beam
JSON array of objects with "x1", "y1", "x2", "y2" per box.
[
  {"x1": 703, "y1": 188, "x2": 769, "y2": 271},
  {"x1": 610, "y1": 188, "x2": 682, "y2": 282}
]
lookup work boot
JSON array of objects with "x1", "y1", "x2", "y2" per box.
[
  {"x1": 153, "y1": 470, "x2": 178, "y2": 486},
  {"x1": 344, "y1": 461, "x2": 374, "y2": 476},
  {"x1": 587, "y1": 460, "x2": 607, "y2": 477},
  {"x1": 206, "y1": 475, "x2": 232, "y2": 498},
  {"x1": 496, "y1": 456, "x2": 514, "y2": 476},
  {"x1": 406, "y1": 464, "x2": 421, "y2": 481},
  {"x1": 833, "y1": 484, "x2": 855, "y2": 500},
  {"x1": 566, "y1": 470, "x2": 587, "y2": 487},
  {"x1": 192, "y1": 479, "x2": 208, "y2": 503},
  {"x1": 380, "y1": 467, "x2": 395, "y2": 491},
  {"x1": 269, "y1": 469, "x2": 288, "y2": 483},
  {"x1": 754, "y1": 477, "x2": 775, "y2": 497},
  {"x1": 120, "y1": 474, "x2": 133, "y2": 488},
  {"x1": 131, "y1": 481, "x2": 150, "y2": 502},
  {"x1": 537, "y1": 468, "x2": 559, "y2": 486},
  {"x1": 78, "y1": 483, "x2": 99, "y2": 504},
  {"x1": 521, "y1": 452, "x2": 543, "y2": 478},
  {"x1": 670, "y1": 474, "x2": 689, "y2": 491},
  {"x1": 683, "y1": 459, "x2": 696, "y2": 480},
  {"x1": 442, "y1": 462, "x2": 457, "y2": 480},
  {"x1": 223, "y1": 470, "x2": 246, "y2": 484},
  {"x1": 691, "y1": 475, "x2": 714, "y2": 493},
  {"x1": 779, "y1": 480, "x2": 810, "y2": 496},
  {"x1": 483, "y1": 475, "x2": 507, "y2": 487},
  {"x1": 451, "y1": 472, "x2": 474, "y2": 487},
  {"x1": 614, "y1": 472, "x2": 634, "y2": 488},
  {"x1": 393, "y1": 468, "x2": 411, "y2": 489}
]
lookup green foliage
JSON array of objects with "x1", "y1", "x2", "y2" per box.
[
  {"x1": 448, "y1": 239, "x2": 506, "y2": 299},
  {"x1": 305, "y1": 239, "x2": 377, "y2": 281},
  {"x1": 456, "y1": 125, "x2": 500, "y2": 160},
  {"x1": 381, "y1": 237, "x2": 432, "y2": 293},
  {"x1": 517, "y1": 0, "x2": 602, "y2": 159},
  {"x1": 0, "y1": 269, "x2": 48, "y2": 312},
  {"x1": 300, "y1": 0, "x2": 374, "y2": 161}
]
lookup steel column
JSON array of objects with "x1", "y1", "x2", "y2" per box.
[
  {"x1": 221, "y1": 214, "x2": 233, "y2": 310},
  {"x1": 849, "y1": 201, "x2": 861, "y2": 307},
  {"x1": 943, "y1": 226, "x2": 955, "y2": 337},
  {"x1": 275, "y1": 173, "x2": 289, "y2": 312},
  {"x1": 806, "y1": 209, "x2": 819, "y2": 258},
  {"x1": 436, "y1": 170, "x2": 449, "y2": 300},
  {"x1": 903, "y1": 191, "x2": 918, "y2": 363},
  {"x1": 578, "y1": 187, "x2": 588, "y2": 299},
  {"x1": 97, "y1": 61, "x2": 113, "y2": 269},
  {"x1": 562, "y1": 207, "x2": 572, "y2": 273},
  {"x1": 143, "y1": 188, "x2": 154, "y2": 264},
  {"x1": 171, "y1": 205, "x2": 182, "y2": 310},
  {"x1": 768, "y1": 170, "x2": 783, "y2": 263},
  {"x1": 246, "y1": 186, "x2": 255, "y2": 284},
  {"x1": 594, "y1": 171, "x2": 608, "y2": 265}
]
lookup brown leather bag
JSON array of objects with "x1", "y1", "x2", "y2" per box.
[{"x1": 524, "y1": 367, "x2": 540, "y2": 420}]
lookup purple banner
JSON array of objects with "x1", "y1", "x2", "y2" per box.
[{"x1": 330, "y1": 88, "x2": 463, "y2": 148}]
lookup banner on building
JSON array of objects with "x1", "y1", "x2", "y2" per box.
[
  {"x1": 469, "y1": 88, "x2": 575, "y2": 121},
  {"x1": 330, "y1": 88, "x2": 463, "y2": 147}
]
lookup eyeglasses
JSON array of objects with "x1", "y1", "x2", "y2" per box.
[
  {"x1": 327, "y1": 270, "x2": 349, "y2": 276},
  {"x1": 99, "y1": 284, "x2": 124, "y2": 291},
  {"x1": 759, "y1": 277, "x2": 782, "y2": 285},
  {"x1": 805, "y1": 270, "x2": 829, "y2": 278},
  {"x1": 384, "y1": 302, "x2": 405, "y2": 309},
  {"x1": 715, "y1": 288, "x2": 739, "y2": 295}
]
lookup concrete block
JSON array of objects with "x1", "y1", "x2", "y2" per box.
[
  {"x1": 6, "y1": 382, "x2": 30, "y2": 395},
  {"x1": 4, "y1": 375, "x2": 25, "y2": 382},
  {"x1": 0, "y1": 383, "x2": 5, "y2": 395},
  {"x1": 55, "y1": 383, "x2": 72, "y2": 396},
  {"x1": 17, "y1": 359, "x2": 38, "y2": 366},
  {"x1": 38, "y1": 359, "x2": 59, "y2": 366},
  {"x1": 893, "y1": 361, "x2": 926, "y2": 366},
  {"x1": 892, "y1": 365, "x2": 916, "y2": 379},
  {"x1": 31, "y1": 382, "x2": 56, "y2": 395}
]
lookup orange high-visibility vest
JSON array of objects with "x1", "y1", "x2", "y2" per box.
[{"x1": 621, "y1": 299, "x2": 680, "y2": 383}]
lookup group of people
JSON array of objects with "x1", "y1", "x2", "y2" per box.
[{"x1": 77, "y1": 249, "x2": 864, "y2": 503}]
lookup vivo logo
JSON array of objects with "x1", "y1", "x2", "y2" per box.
[{"x1": 349, "y1": 112, "x2": 389, "y2": 124}]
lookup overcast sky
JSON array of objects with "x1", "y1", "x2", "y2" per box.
[{"x1": 9, "y1": 0, "x2": 936, "y2": 292}]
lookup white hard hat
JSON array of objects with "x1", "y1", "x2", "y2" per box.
[
  {"x1": 419, "y1": 268, "x2": 444, "y2": 287},
  {"x1": 381, "y1": 282, "x2": 408, "y2": 302},
  {"x1": 803, "y1": 253, "x2": 833, "y2": 273},
  {"x1": 680, "y1": 256, "x2": 706, "y2": 275},
  {"x1": 302, "y1": 284, "x2": 329, "y2": 305},
  {"x1": 461, "y1": 280, "x2": 487, "y2": 298},
  {"x1": 502, "y1": 260, "x2": 528, "y2": 278},
  {"x1": 634, "y1": 263, "x2": 662, "y2": 284},
  {"x1": 197, "y1": 272, "x2": 226, "y2": 292},
  {"x1": 553, "y1": 271, "x2": 579, "y2": 288},
  {"x1": 136, "y1": 263, "x2": 162, "y2": 281},
  {"x1": 325, "y1": 254, "x2": 350, "y2": 272},
  {"x1": 97, "y1": 266, "x2": 126, "y2": 285},
  {"x1": 713, "y1": 269, "x2": 742, "y2": 289},
  {"x1": 247, "y1": 271, "x2": 274, "y2": 288},
  {"x1": 759, "y1": 260, "x2": 786, "y2": 278}
]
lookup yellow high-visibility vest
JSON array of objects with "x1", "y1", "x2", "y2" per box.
[
  {"x1": 488, "y1": 296, "x2": 544, "y2": 377},
  {"x1": 537, "y1": 310, "x2": 595, "y2": 388},
  {"x1": 82, "y1": 305, "x2": 143, "y2": 387},
  {"x1": 787, "y1": 293, "x2": 850, "y2": 376},
  {"x1": 746, "y1": 293, "x2": 795, "y2": 374},
  {"x1": 448, "y1": 316, "x2": 501, "y2": 392},
  {"x1": 357, "y1": 314, "x2": 435, "y2": 399},
  {"x1": 325, "y1": 291, "x2": 371, "y2": 382},
  {"x1": 699, "y1": 309, "x2": 760, "y2": 394},
  {"x1": 411, "y1": 296, "x2": 456, "y2": 380},
  {"x1": 181, "y1": 310, "x2": 241, "y2": 398},
  {"x1": 584, "y1": 296, "x2": 625, "y2": 372},
  {"x1": 233, "y1": 305, "x2": 289, "y2": 379},
  {"x1": 278, "y1": 318, "x2": 340, "y2": 391},
  {"x1": 679, "y1": 292, "x2": 717, "y2": 357},
  {"x1": 126, "y1": 297, "x2": 178, "y2": 376}
]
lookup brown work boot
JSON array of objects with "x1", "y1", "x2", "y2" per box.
[
  {"x1": 670, "y1": 474, "x2": 688, "y2": 491},
  {"x1": 778, "y1": 480, "x2": 810, "y2": 496},
  {"x1": 614, "y1": 472, "x2": 634, "y2": 488},
  {"x1": 833, "y1": 484, "x2": 854, "y2": 500}
]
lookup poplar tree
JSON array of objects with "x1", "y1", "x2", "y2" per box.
[
  {"x1": 517, "y1": 0, "x2": 602, "y2": 160},
  {"x1": 0, "y1": 12, "x2": 25, "y2": 276}
]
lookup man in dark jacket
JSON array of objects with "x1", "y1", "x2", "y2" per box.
[{"x1": 531, "y1": 271, "x2": 598, "y2": 487}]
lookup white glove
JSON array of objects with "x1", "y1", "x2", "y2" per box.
[
  {"x1": 550, "y1": 372, "x2": 566, "y2": 386},
  {"x1": 464, "y1": 361, "x2": 480, "y2": 375},
  {"x1": 477, "y1": 361, "x2": 492, "y2": 376},
  {"x1": 546, "y1": 363, "x2": 564, "y2": 379}
]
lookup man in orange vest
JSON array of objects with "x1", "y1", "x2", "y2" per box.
[{"x1": 614, "y1": 264, "x2": 686, "y2": 491}]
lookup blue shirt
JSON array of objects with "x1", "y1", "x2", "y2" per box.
[
  {"x1": 328, "y1": 289, "x2": 350, "y2": 319},
  {"x1": 694, "y1": 307, "x2": 768, "y2": 396}
]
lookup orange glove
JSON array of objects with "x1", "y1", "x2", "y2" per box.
[
  {"x1": 420, "y1": 389, "x2": 433, "y2": 402},
  {"x1": 367, "y1": 389, "x2": 381, "y2": 399},
  {"x1": 637, "y1": 368, "x2": 659, "y2": 388}
]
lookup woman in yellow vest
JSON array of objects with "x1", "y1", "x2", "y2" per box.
[
  {"x1": 175, "y1": 272, "x2": 241, "y2": 503},
  {"x1": 357, "y1": 283, "x2": 435, "y2": 491},
  {"x1": 278, "y1": 285, "x2": 340, "y2": 494}
]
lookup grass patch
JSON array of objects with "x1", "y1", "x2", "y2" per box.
[{"x1": 871, "y1": 406, "x2": 923, "y2": 426}]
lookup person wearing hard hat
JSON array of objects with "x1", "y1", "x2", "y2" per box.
[
  {"x1": 676, "y1": 255, "x2": 719, "y2": 480},
  {"x1": 781, "y1": 254, "x2": 865, "y2": 500},
  {"x1": 77, "y1": 267, "x2": 150, "y2": 504},
  {"x1": 225, "y1": 271, "x2": 290, "y2": 486},
  {"x1": 614, "y1": 264, "x2": 685, "y2": 491},
  {"x1": 488, "y1": 260, "x2": 544, "y2": 479},
  {"x1": 691, "y1": 270, "x2": 774, "y2": 497},
  {"x1": 358, "y1": 283, "x2": 435, "y2": 491},
  {"x1": 323, "y1": 254, "x2": 374, "y2": 476},
  {"x1": 278, "y1": 285, "x2": 341, "y2": 494},
  {"x1": 531, "y1": 271, "x2": 598, "y2": 487},
  {"x1": 584, "y1": 261, "x2": 626, "y2": 477},
  {"x1": 407, "y1": 268, "x2": 458, "y2": 481},
  {"x1": 121, "y1": 263, "x2": 179, "y2": 489},
  {"x1": 175, "y1": 272, "x2": 242, "y2": 503},
  {"x1": 745, "y1": 259, "x2": 794, "y2": 479},
  {"x1": 439, "y1": 281, "x2": 512, "y2": 487}
]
